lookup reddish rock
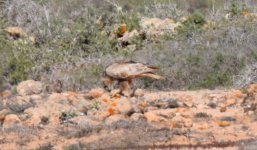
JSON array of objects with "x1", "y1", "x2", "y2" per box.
[
  {"x1": 110, "y1": 89, "x2": 121, "y2": 97},
  {"x1": 220, "y1": 104, "x2": 227, "y2": 112},
  {"x1": 171, "y1": 115, "x2": 185, "y2": 128},
  {"x1": 130, "y1": 113, "x2": 145, "y2": 121},
  {"x1": 218, "y1": 121, "x2": 231, "y2": 127},
  {"x1": 144, "y1": 109, "x2": 175, "y2": 122},
  {"x1": 134, "y1": 89, "x2": 144, "y2": 97},
  {"x1": 150, "y1": 109, "x2": 176, "y2": 118},
  {"x1": 115, "y1": 97, "x2": 133, "y2": 115},
  {"x1": 247, "y1": 84, "x2": 257, "y2": 94},
  {"x1": 225, "y1": 99, "x2": 237, "y2": 107},
  {"x1": 184, "y1": 119, "x2": 193, "y2": 128},
  {"x1": 3, "y1": 114, "x2": 21, "y2": 128},
  {"x1": 1, "y1": 90, "x2": 11, "y2": 98},
  {"x1": 233, "y1": 90, "x2": 246, "y2": 99},
  {"x1": 88, "y1": 88, "x2": 105, "y2": 99},
  {"x1": 144, "y1": 112, "x2": 163, "y2": 122},
  {"x1": 16, "y1": 80, "x2": 43, "y2": 96},
  {"x1": 195, "y1": 123, "x2": 209, "y2": 130}
]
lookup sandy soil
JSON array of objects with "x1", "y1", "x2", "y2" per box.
[{"x1": 1, "y1": 85, "x2": 257, "y2": 150}]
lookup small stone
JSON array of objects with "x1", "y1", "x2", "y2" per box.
[
  {"x1": 88, "y1": 88, "x2": 105, "y2": 99},
  {"x1": 154, "y1": 99, "x2": 180, "y2": 109},
  {"x1": 130, "y1": 113, "x2": 145, "y2": 121},
  {"x1": 30, "y1": 94, "x2": 42, "y2": 101},
  {"x1": 1, "y1": 90, "x2": 11, "y2": 98},
  {"x1": 183, "y1": 101, "x2": 193, "y2": 107},
  {"x1": 208, "y1": 102, "x2": 217, "y2": 109},
  {"x1": 220, "y1": 116, "x2": 236, "y2": 122},
  {"x1": 146, "y1": 106, "x2": 158, "y2": 111},
  {"x1": 3, "y1": 114, "x2": 21, "y2": 128},
  {"x1": 195, "y1": 123, "x2": 208, "y2": 130},
  {"x1": 247, "y1": 84, "x2": 257, "y2": 93},
  {"x1": 105, "y1": 114, "x2": 126, "y2": 125},
  {"x1": 194, "y1": 112, "x2": 209, "y2": 118},
  {"x1": 25, "y1": 113, "x2": 41, "y2": 127},
  {"x1": 248, "y1": 111, "x2": 254, "y2": 115},
  {"x1": 144, "y1": 112, "x2": 165, "y2": 122},
  {"x1": 233, "y1": 90, "x2": 245, "y2": 99},
  {"x1": 134, "y1": 89, "x2": 144, "y2": 97},
  {"x1": 218, "y1": 121, "x2": 231, "y2": 127},
  {"x1": 110, "y1": 89, "x2": 121, "y2": 97},
  {"x1": 115, "y1": 97, "x2": 133, "y2": 115},
  {"x1": 167, "y1": 99, "x2": 180, "y2": 108},
  {"x1": 184, "y1": 119, "x2": 193, "y2": 128},
  {"x1": 220, "y1": 106, "x2": 227, "y2": 112},
  {"x1": 180, "y1": 110, "x2": 191, "y2": 118},
  {"x1": 171, "y1": 115, "x2": 185, "y2": 128},
  {"x1": 225, "y1": 99, "x2": 237, "y2": 107}
]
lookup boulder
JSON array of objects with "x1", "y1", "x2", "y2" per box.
[
  {"x1": 4, "y1": 26, "x2": 27, "y2": 38},
  {"x1": 3, "y1": 114, "x2": 21, "y2": 128},
  {"x1": 140, "y1": 18, "x2": 179, "y2": 40},
  {"x1": 16, "y1": 80, "x2": 43, "y2": 96}
]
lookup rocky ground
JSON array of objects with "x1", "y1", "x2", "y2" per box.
[{"x1": 1, "y1": 80, "x2": 257, "y2": 149}]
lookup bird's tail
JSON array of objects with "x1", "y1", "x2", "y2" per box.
[
  {"x1": 139, "y1": 73, "x2": 165, "y2": 80},
  {"x1": 147, "y1": 66, "x2": 160, "y2": 70}
]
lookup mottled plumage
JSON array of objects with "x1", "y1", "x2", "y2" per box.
[{"x1": 102, "y1": 61, "x2": 164, "y2": 96}]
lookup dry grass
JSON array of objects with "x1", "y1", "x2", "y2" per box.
[{"x1": 1, "y1": 0, "x2": 257, "y2": 91}]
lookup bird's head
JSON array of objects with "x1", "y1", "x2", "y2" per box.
[{"x1": 101, "y1": 72, "x2": 113, "y2": 91}]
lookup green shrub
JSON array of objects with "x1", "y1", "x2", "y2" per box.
[
  {"x1": 5, "y1": 41, "x2": 39, "y2": 84},
  {"x1": 59, "y1": 110, "x2": 78, "y2": 122},
  {"x1": 227, "y1": 0, "x2": 243, "y2": 17},
  {"x1": 176, "y1": 13, "x2": 206, "y2": 38}
]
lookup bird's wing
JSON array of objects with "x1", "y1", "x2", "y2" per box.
[
  {"x1": 105, "y1": 62, "x2": 159, "y2": 79},
  {"x1": 136, "y1": 73, "x2": 165, "y2": 80}
]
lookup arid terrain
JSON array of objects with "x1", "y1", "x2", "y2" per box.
[
  {"x1": 0, "y1": 80, "x2": 257, "y2": 149},
  {"x1": 1, "y1": 0, "x2": 257, "y2": 149}
]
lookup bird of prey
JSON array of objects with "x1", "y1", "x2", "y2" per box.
[{"x1": 102, "y1": 61, "x2": 164, "y2": 96}]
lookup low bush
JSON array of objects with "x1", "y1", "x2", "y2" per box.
[{"x1": 0, "y1": 0, "x2": 257, "y2": 92}]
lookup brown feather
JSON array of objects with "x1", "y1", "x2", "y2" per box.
[{"x1": 137, "y1": 73, "x2": 165, "y2": 80}]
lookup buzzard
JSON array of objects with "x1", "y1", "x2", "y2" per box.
[{"x1": 102, "y1": 61, "x2": 164, "y2": 96}]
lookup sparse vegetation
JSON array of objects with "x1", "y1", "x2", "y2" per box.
[
  {"x1": 0, "y1": 0, "x2": 256, "y2": 92},
  {"x1": 59, "y1": 110, "x2": 78, "y2": 122},
  {"x1": 176, "y1": 12, "x2": 206, "y2": 38}
]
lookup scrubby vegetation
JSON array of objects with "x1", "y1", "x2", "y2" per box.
[{"x1": 0, "y1": 0, "x2": 257, "y2": 92}]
